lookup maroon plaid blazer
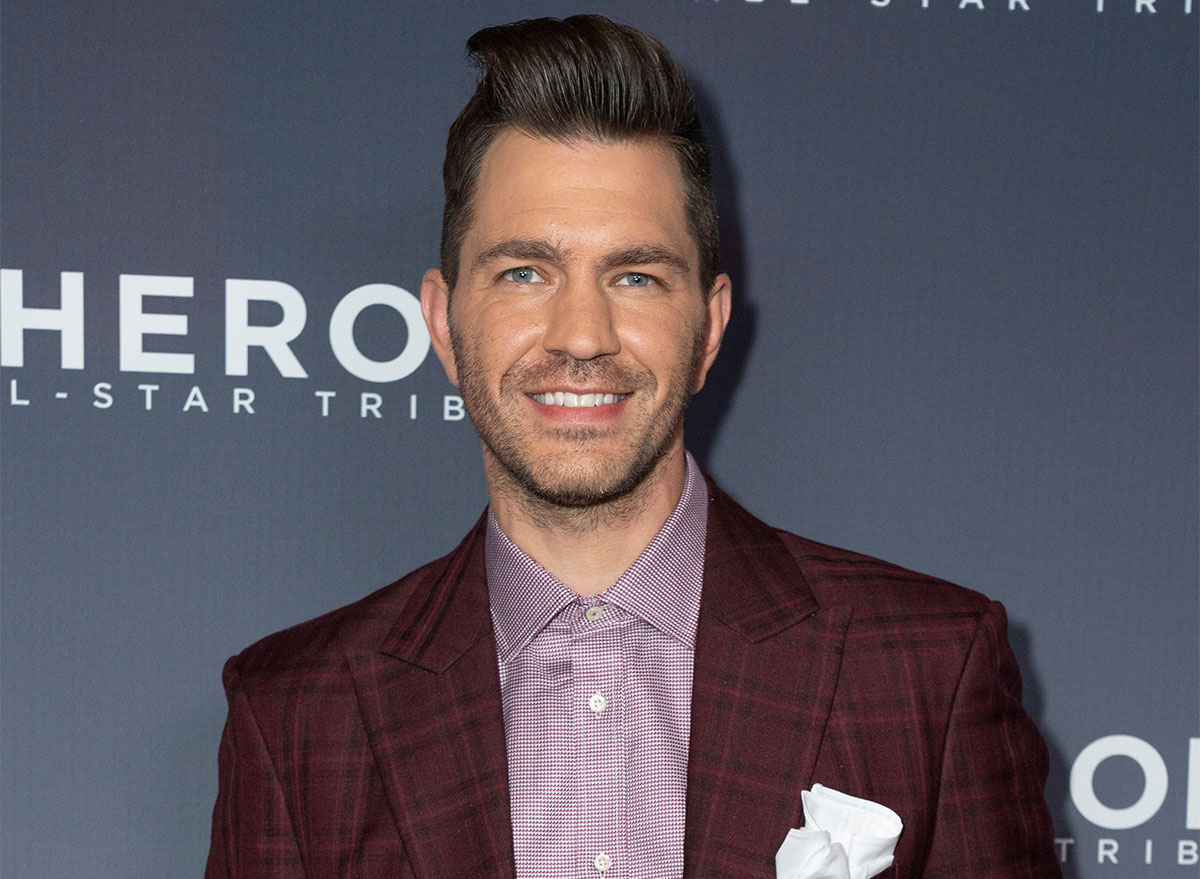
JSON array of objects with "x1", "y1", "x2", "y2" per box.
[{"x1": 206, "y1": 480, "x2": 1061, "y2": 878}]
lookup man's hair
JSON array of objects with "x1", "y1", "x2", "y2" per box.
[{"x1": 439, "y1": 14, "x2": 719, "y2": 292}]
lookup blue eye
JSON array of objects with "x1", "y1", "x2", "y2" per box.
[
  {"x1": 502, "y1": 266, "x2": 544, "y2": 283},
  {"x1": 615, "y1": 272, "x2": 653, "y2": 287}
]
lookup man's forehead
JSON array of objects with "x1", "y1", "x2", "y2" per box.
[
  {"x1": 468, "y1": 131, "x2": 690, "y2": 229},
  {"x1": 476, "y1": 129, "x2": 686, "y2": 193}
]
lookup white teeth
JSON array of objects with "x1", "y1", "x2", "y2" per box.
[{"x1": 532, "y1": 392, "x2": 626, "y2": 407}]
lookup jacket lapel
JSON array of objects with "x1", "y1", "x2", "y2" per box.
[
  {"x1": 348, "y1": 518, "x2": 516, "y2": 879},
  {"x1": 684, "y1": 482, "x2": 851, "y2": 879},
  {"x1": 343, "y1": 483, "x2": 848, "y2": 879}
]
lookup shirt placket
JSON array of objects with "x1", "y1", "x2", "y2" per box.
[{"x1": 572, "y1": 597, "x2": 626, "y2": 879}]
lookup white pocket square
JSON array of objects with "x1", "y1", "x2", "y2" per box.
[{"x1": 775, "y1": 784, "x2": 903, "y2": 879}]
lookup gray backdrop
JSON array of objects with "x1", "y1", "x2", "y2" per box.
[{"x1": 1, "y1": 2, "x2": 1196, "y2": 877}]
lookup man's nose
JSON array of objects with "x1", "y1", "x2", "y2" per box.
[{"x1": 540, "y1": 280, "x2": 620, "y2": 361}]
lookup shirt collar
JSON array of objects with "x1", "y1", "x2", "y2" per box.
[{"x1": 486, "y1": 452, "x2": 708, "y2": 662}]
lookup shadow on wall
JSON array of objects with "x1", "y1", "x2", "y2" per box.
[
  {"x1": 687, "y1": 81, "x2": 756, "y2": 471},
  {"x1": 1009, "y1": 620, "x2": 1076, "y2": 878}
]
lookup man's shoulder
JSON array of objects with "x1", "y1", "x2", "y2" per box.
[
  {"x1": 226, "y1": 520, "x2": 484, "y2": 686},
  {"x1": 773, "y1": 527, "x2": 993, "y2": 620},
  {"x1": 706, "y1": 478, "x2": 993, "y2": 622}
]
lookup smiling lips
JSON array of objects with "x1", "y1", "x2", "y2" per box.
[{"x1": 530, "y1": 391, "x2": 629, "y2": 408}]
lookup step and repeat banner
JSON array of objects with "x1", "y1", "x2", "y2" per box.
[{"x1": 1, "y1": 2, "x2": 1196, "y2": 877}]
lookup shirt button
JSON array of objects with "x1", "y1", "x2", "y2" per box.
[
  {"x1": 588, "y1": 692, "x2": 607, "y2": 714},
  {"x1": 585, "y1": 606, "x2": 604, "y2": 621},
  {"x1": 593, "y1": 852, "x2": 612, "y2": 873}
]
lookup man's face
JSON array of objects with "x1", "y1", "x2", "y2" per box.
[{"x1": 422, "y1": 130, "x2": 730, "y2": 509}]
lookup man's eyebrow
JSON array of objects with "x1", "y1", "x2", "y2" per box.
[
  {"x1": 599, "y1": 245, "x2": 691, "y2": 276},
  {"x1": 471, "y1": 238, "x2": 566, "y2": 273},
  {"x1": 471, "y1": 239, "x2": 692, "y2": 278}
]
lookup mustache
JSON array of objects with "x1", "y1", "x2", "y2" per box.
[{"x1": 501, "y1": 354, "x2": 654, "y2": 392}]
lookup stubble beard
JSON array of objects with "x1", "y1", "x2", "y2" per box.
[{"x1": 450, "y1": 326, "x2": 704, "y2": 526}]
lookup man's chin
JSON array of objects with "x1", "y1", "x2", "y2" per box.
[
  {"x1": 520, "y1": 466, "x2": 643, "y2": 509},
  {"x1": 491, "y1": 451, "x2": 658, "y2": 510}
]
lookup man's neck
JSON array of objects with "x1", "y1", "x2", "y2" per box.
[{"x1": 485, "y1": 445, "x2": 689, "y2": 597}]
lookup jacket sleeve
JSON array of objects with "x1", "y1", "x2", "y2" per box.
[
  {"x1": 921, "y1": 601, "x2": 1062, "y2": 878},
  {"x1": 205, "y1": 658, "x2": 308, "y2": 879}
]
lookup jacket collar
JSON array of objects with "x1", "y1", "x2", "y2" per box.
[
  {"x1": 378, "y1": 474, "x2": 825, "y2": 670},
  {"x1": 378, "y1": 514, "x2": 492, "y2": 673},
  {"x1": 699, "y1": 475, "x2": 823, "y2": 640}
]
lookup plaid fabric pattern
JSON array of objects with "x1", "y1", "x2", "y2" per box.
[
  {"x1": 206, "y1": 473, "x2": 1060, "y2": 879},
  {"x1": 485, "y1": 454, "x2": 706, "y2": 879}
]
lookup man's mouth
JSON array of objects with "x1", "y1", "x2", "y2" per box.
[{"x1": 530, "y1": 391, "x2": 629, "y2": 408}]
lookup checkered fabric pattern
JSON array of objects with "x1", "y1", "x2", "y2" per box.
[{"x1": 485, "y1": 454, "x2": 706, "y2": 879}]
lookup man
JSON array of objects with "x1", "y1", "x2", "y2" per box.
[{"x1": 206, "y1": 15, "x2": 1060, "y2": 879}]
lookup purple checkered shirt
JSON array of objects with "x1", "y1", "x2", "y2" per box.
[{"x1": 485, "y1": 453, "x2": 708, "y2": 879}]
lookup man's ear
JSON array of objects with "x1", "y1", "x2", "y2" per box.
[
  {"x1": 420, "y1": 268, "x2": 459, "y2": 387},
  {"x1": 692, "y1": 272, "x2": 732, "y2": 394}
]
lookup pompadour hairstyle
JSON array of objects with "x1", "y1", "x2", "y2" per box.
[{"x1": 439, "y1": 14, "x2": 720, "y2": 292}]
